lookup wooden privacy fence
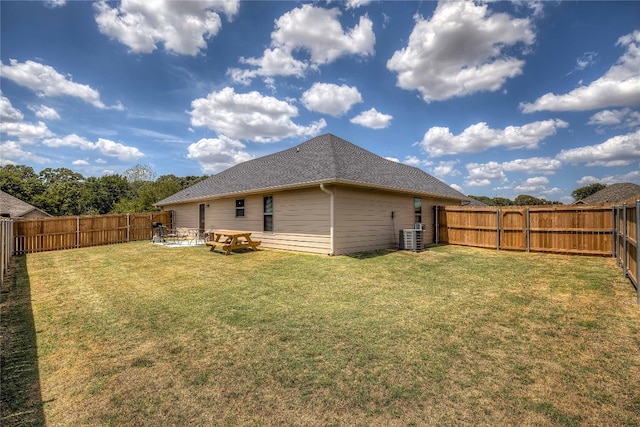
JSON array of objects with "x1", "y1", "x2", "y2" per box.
[
  {"x1": 436, "y1": 204, "x2": 615, "y2": 255},
  {"x1": 614, "y1": 200, "x2": 639, "y2": 304},
  {"x1": 13, "y1": 211, "x2": 172, "y2": 254},
  {"x1": 1, "y1": 218, "x2": 14, "y2": 285},
  {"x1": 436, "y1": 199, "x2": 640, "y2": 304}
]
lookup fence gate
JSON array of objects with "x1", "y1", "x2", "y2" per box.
[{"x1": 500, "y1": 210, "x2": 526, "y2": 250}]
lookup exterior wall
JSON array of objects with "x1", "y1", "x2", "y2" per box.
[
  {"x1": 165, "y1": 187, "x2": 331, "y2": 254},
  {"x1": 21, "y1": 209, "x2": 52, "y2": 219},
  {"x1": 164, "y1": 185, "x2": 462, "y2": 256},
  {"x1": 332, "y1": 186, "x2": 462, "y2": 255},
  {"x1": 333, "y1": 187, "x2": 411, "y2": 255}
]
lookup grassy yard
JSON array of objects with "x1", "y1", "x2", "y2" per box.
[{"x1": 2, "y1": 242, "x2": 639, "y2": 426}]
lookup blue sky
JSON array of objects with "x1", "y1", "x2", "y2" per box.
[{"x1": 1, "y1": 0, "x2": 639, "y2": 202}]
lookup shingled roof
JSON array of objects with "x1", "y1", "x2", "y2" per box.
[
  {"x1": 576, "y1": 182, "x2": 640, "y2": 204},
  {"x1": 0, "y1": 190, "x2": 52, "y2": 218},
  {"x1": 157, "y1": 134, "x2": 467, "y2": 206}
]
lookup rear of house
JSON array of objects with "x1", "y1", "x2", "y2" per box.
[{"x1": 157, "y1": 134, "x2": 467, "y2": 255}]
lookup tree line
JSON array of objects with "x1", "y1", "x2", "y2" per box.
[
  {"x1": 1, "y1": 164, "x2": 607, "y2": 216},
  {"x1": 0, "y1": 164, "x2": 207, "y2": 216},
  {"x1": 468, "y1": 183, "x2": 607, "y2": 206}
]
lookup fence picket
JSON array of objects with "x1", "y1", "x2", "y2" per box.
[{"x1": 12, "y1": 211, "x2": 172, "y2": 254}]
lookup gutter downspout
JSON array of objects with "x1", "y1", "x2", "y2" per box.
[{"x1": 320, "y1": 184, "x2": 335, "y2": 256}]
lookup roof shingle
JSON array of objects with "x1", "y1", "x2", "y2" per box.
[
  {"x1": 0, "y1": 190, "x2": 51, "y2": 217},
  {"x1": 577, "y1": 182, "x2": 640, "y2": 204},
  {"x1": 157, "y1": 134, "x2": 467, "y2": 205}
]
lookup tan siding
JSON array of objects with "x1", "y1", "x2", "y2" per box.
[
  {"x1": 333, "y1": 187, "x2": 409, "y2": 254},
  {"x1": 164, "y1": 187, "x2": 331, "y2": 254},
  {"x1": 332, "y1": 188, "x2": 460, "y2": 254},
  {"x1": 171, "y1": 204, "x2": 198, "y2": 228},
  {"x1": 163, "y1": 186, "x2": 461, "y2": 255}
]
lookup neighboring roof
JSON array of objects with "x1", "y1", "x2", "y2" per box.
[
  {"x1": 157, "y1": 134, "x2": 467, "y2": 206},
  {"x1": 465, "y1": 198, "x2": 489, "y2": 207},
  {"x1": 0, "y1": 190, "x2": 52, "y2": 217},
  {"x1": 576, "y1": 182, "x2": 640, "y2": 204}
]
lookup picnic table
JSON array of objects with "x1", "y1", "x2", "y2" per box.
[{"x1": 205, "y1": 230, "x2": 261, "y2": 255}]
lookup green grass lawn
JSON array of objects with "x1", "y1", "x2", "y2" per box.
[{"x1": 2, "y1": 242, "x2": 639, "y2": 426}]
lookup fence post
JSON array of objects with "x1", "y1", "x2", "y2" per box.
[
  {"x1": 496, "y1": 208, "x2": 501, "y2": 250},
  {"x1": 612, "y1": 206, "x2": 617, "y2": 259},
  {"x1": 76, "y1": 216, "x2": 80, "y2": 248},
  {"x1": 616, "y1": 206, "x2": 621, "y2": 266},
  {"x1": 434, "y1": 206, "x2": 439, "y2": 244},
  {"x1": 126, "y1": 213, "x2": 130, "y2": 243},
  {"x1": 526, "y1": 207, "x2": 530, "y2": 252},
  {"x1": 622, "y1": 203, "x2": 628, "y2": 278},
  {"x1": 636, "y1": 200, "x2": 639, "y2": 305}
]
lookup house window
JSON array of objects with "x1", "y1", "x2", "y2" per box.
[
  {"x1": 414, "y1": 197, "x2": 422, "y2": 224},
  {"x1": 235, "y1": 199, "x2": 245, "y2": 218},
  {"x1": 263, "y1": 195, "x2": 273, "y2": 232}
]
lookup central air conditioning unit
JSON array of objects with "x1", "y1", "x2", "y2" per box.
[{"x1": 399, "y1": 228, "x2": 423, "y2": 251}]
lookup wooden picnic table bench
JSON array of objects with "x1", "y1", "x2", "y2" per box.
[{"x1": 205, "y1": 230, "x2": 261, "y2": 255}]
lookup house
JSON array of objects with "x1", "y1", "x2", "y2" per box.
[
  {"x1": 0, "y1": 190, "x2": 52, "y2": 218},
  {"x1": 575, "y1": 183, "x2": 640, "y2": 205},
  {"x1": 156, "y1": 134, "x2": 468, "y2": 255}
]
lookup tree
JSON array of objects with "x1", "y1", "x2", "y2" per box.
[
  {"x1": 572, "y1": 183, "x2": 606, "y2": 202},
  {"x1": 468, "y1": 195, "x2": 494, "y2": 206},
  {"x1": 0, "y1": 164, "x2": 45, "y2": 204},
  {"x1": 492, "y1": 197, "x2": 513, "y2": 206},
  {"x1": 514, "y1": 194, "x2": 546, "y2": 206},
  {"x1": 32, "y1": 168, "x2": 86, "y2": 216},
  {"x1": 82, "y1": 175, "x2": 132, "y2": 215},
  {"x1": 123, "y1": 164, "x2": 156, "y2": 183}
]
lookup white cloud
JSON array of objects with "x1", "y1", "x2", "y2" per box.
[
  {"x1": 0, "y1": 141, "x2": 51, "y2": 165},
  {"x1": 230, "y1": 47, "x2": 308, "y2": 84},
  {"x1": 1, "y1": 59, "x2": 107, "y2": 109},
  {"x1": 466, "y1": 161, "x2": 508, "y2": 185},
  {"x1": 514, "y1": 176, "x2": 549, "y2": 193},
  {"x1": 461, "y1": 156, "x2": 562, "y2": 188},
  {"x1": 29, "y1": 104, "x2": 61, "y2": 121},
  {"x1": 588, "y1": 108, "x2": 640, "y2": 129},
  {"x1": 45, "y1": 0, "x2": 66, "y2": 7},
  {"x1": 387, "y1": 1, "x2": 534, "y2": 102},
  {"x1": 418, "y1": 119, "x2": 568, "y2": 157},
  {"x1": 42, "y1": 134, "x2": 144, "y2": 161},
  {"x1": 350, "y1": 108, "x2": 393, "y2": 129},
  {"x1": 556, "y1": 129, "x2": 640, "y2": 167},
  {"x1": 1, "y1": 93, "x2": 54, "y2": 141},
  {"x1": 450, "y1": 183, "x2": 464, "y2": 193},
  {"x1": 345, "y1": 0, "x2": 373, "y2": 9},
  {"x1": 578, "y1": 169, "x2": 640, "y2": 186},
  {"x1": 228, "y1": 4, "x2": 374, "y2": 83},
  {"x1": 521, "y1": 30, "x2": 640, "y2": 112},
  {"x1": 403, "y1": 155, "x2": 432, "y2": 167},
  {"x1": 187, "y1": 136, "x2": 253, "y2": 174},
  {"x1": 432, "y1": 160, "x2": 461, "y2": 177},
  {"x1": 301, "y1": 83, "x2": 362, "y2": 117},
  {"x1": 466, "y1": 178, "x2": 491, "y2": 187},
  {"x1": 42, "y1": 134, "x2": 96, "y2": 150},
  {"x1": 190, "y1": 87, "x2": 326, "y2": 143},
  {"x1": 0, "y1": 92, "x2": 24, "y2": 122},
  {"x1": 94, "y1": 0, "x2": 238, "y2": 56},
  {"x1": 501, "y1": 157, "x2": 562, "y2": 175},
  {"x1": 72, "y1": 159, "x2": 90, "y2": 166},
  {"x1": 384, "y1": 156, "x2": 399, "y2": 163},
  {"x1": 95, "y1": 138, "x2": 144, "y2": 161},
  {"x1": 0, "y1": 120, "x2": 52, "y2": 142}
]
